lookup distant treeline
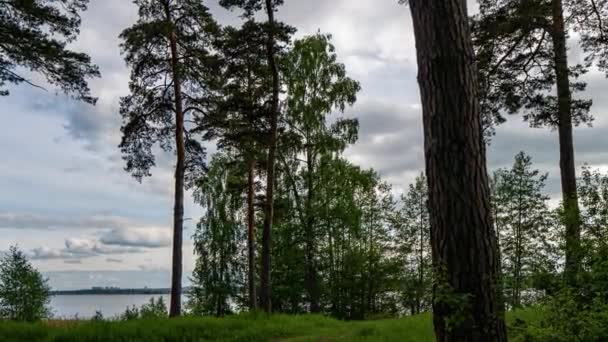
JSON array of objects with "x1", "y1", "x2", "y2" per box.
[{"x1": 51, "y1": 288, "x2": 191, "y2": 296}]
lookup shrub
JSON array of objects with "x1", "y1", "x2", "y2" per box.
[
  {"x1": 120, "y1": 305, "x2": 140, "y2": 321},
  {"x1": 91, "y1": 310, "x2": 104, "y2": 321},
  {"x1": 120, "y1": 297, "x2": 168, "y2": 321},
  {"x1": 510, "y1": 246, "x2": 608, "y2": 341},
  {"x1": 0, "y1": 246, "x2": 51, "y2": 322},
  {"x1": 139, "y1": 297, "x2": 168, "y2": 319}
]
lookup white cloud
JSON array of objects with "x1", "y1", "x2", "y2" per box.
[
  {"x1": 100, "y1": 227, "x2": 171, "y2": 248},
  {"x1": 28, "y1": 238, "x2": 143, "y2": 261}
]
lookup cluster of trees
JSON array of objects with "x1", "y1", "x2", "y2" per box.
[
  {"x1": 2, "y1": 0, "x2": 608, "y2": 340},
  {"x1": 188, "y1": 154, "x2": 408, "y2": 320},
  {"x1": 187, "y1": 148, "x2": 608, "y2": 318}
]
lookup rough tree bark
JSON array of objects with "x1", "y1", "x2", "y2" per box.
[
  {"x1": 166, "y1": 5, "x2": 185, "y2": 317},
  {"x1": 247, "y1": 159, "x2": 257, "y2": 310},
  {"x1": 261, "y1": 0, "x2": 280, "y2": 314},
  {"x1": 408, "y1": 0, "x2": 508, "y2": 340},
  {"x1": 551, "y1": 0, "x2": 582, "y2": 286}
]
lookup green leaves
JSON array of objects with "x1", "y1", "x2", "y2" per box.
[
  {"x1": 396, "y1": 174, "x2": 432, "y2": 315},
  {"x1": 189, "y1": 154, "x2": 245, "y2": 316},
  {"x1": 0, "y1": 246, "x2": 51, "y2": 322},
  {"x1": 281, "y1": 33, "x2": 361, "y2": 158},
  {"x1": 579, "y1": 165, "x2": 608, "y2": 245},
  {"x1": 491, "y1": 152, "x2": 556, "y2": 308},
  {"x1": 0, "y1": 0, "x2": 99, "y2": 102},
  {"x1": 120, "y1": 297, "x2": 168, "y2": 321},
  {"x1": 283, "y1": 33, "x2": 361, "y2": 132}
]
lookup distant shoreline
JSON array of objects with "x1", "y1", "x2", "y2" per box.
[{"x1": 50, "y1": 288, "x2": 183, "y2": 295}]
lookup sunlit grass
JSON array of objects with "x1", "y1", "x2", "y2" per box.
[{"x1": 0, "y1": 309, "x2": 543, "y2": 341}]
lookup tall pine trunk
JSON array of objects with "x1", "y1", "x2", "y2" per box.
[
  {"x1": 261, "y1": 0, "x2": 280, "y2": 314},
  {"x1": 247, "y1": 159, "x2": 257, "y2": 310},
  {"x1": 167, "y1": 14, "x2": 185, "y2": 317},
  {"x1": 409, "y1": 0, "x2": 507, "y2": 340},
  {"x1": 551, "y1": 0, "x2": 582, "y2": 285}
]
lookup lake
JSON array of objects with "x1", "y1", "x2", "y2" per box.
[{"x1": 50, "y1": 294, "x2": 183, "y2": 319}]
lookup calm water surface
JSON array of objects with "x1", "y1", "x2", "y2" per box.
[{"x1": 50, "y1": 294, "x2": 183, "y2": 319}]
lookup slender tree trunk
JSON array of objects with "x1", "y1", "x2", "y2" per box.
[
  {"x1": 493, "y1": 196, "x2": 505, "y2": 312},
  {"x1": 366, "y1": 214, "x2": 375, "y2": 317},
  {"x1": 513, "y1": 190, "x2": 523, "y2": 308},
  {"x1": 261, "y1": 0, "x2": 280, "y2": 314},
  {"x1": 513, "y1": 233, "x2": 522, "y2": 308},
  {"x1": 247, "y1": 159, "x2": 257, "y2": 310},
  {"x1": 409, "y1": 0, "x2": 508, "y2": 340},
  {"x1": 418, "y1": 196, "x2": 425, "y2": 314},
  {"x1": 328, "y1": 222, "x2": 336, "y2": 315},
  {"x1": 167, "y1": 22, "x2": 184, "y2": 317},
  {"x1": 305, "y1": 148, "x2": 320, "y2": 313},
  {"x1": 551, "y1": 0, "x2": 582, "y2": 286}
]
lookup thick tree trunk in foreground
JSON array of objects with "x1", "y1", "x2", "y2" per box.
[
  {"x1": 551, "y1": 0, "x2": 582, "y2": 286},
  {"x1": 168, "y1": 27, "x2": 185, "y2": 317},
  {"x1": 247, "y1": 159, "x2": 257, "y2": 310},
  {"x1": 261, "y1": 0, "x2": 280, "y2": 314},
  {"x1": 409, "y1": 0, "x2": 508, "y2": 340}
]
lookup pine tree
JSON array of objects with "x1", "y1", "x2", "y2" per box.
[
  {"x1": 202, "y1": 19, "x2": 292, "y2": 310},
  {"x1": 570, "y1": 0, "x2": 608, "y2": 76},
  {"x1": 205, "y1": 21, "x2": 268, "y2": 311},
  {"x1": 118, "y1": 0, "x2": 220, "y2": 316},
  {"x1": 0, "y1": 0, "x2": 99, "y2": 102},
  {"x1": 492, "y1": 152, "x2": 555, "y2": 308},
  {"x1": 472, "y1": 0, "x2": 608, "y2": 284},
  {"x1": 220, "y1": 0, "x2": 289, "y2": 313},
  {"x1": 407, "y1": 0, "x2": 508, "y2": 339}
]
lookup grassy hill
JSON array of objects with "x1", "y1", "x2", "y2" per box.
[{"x1": 0, "y1": 309, "x2": 542, "y2": 342}]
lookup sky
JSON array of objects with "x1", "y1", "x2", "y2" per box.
[{"x1": 1, "y1": 0, "x2": 607, "y2": 290}]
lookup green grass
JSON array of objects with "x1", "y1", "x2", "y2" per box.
[{"x1": 0, "y1": 309, "x2": 544, "y2": 342}]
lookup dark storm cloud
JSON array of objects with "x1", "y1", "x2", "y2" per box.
[
  {"x1": 343, "y1": 100, "x2": 424, "y2": 189},
  {"x1": 344, "y1": 68, "x2": 608, "y2": 195},
  {"x1": 63, "y1": 106, "x2": 114, "y2": 151}
]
